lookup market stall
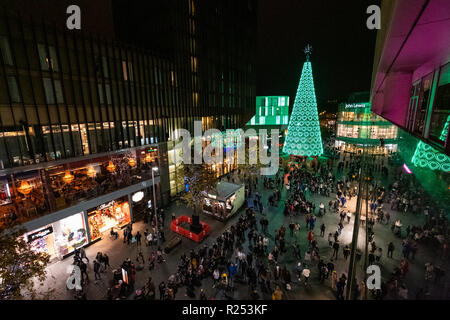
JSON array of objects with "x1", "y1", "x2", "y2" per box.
[{"x1": 202, "y1": 182, "x2": 244, "y2": 221}]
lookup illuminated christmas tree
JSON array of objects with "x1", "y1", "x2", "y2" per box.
[
  {"x1": 283, "y1": 45, "x2": 323, "y2": 156},
  {"x1": 411, "y1": 115, "x2": 450, "y2": 172}
]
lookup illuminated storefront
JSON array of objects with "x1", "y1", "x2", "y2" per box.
[
  {"x1": 23, "y1": 212, "x2": 88, "y2": 260},
  {"x1": 87, "y1": 197, "x2": 131, "y2": 241},
  {"x1": 335, "y1": 97, "x2": 399, "y2": 155}
]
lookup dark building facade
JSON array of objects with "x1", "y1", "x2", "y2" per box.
[{"x1": 0, "y1": 0, "x2": 256, "y2": 259}]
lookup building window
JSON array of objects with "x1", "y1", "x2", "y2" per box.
[
  {"x1": 43, "y1": 78, "x2": 64, "y2": 104},
  {"x1": 0, "y1": 36, "x2": 13, "y2": 65},
  {"x1": 122, "y1": 61, "x2": 133, "y2": 81},
  {"x1": 97, "y1": 83, "x2": 112, "y2": 104},
  {"x1": 193, "y1": 92, "x2": 199, "y2": 106},
  {"x1": 414, "y1": 72, "x2": 433, "y2": 136},
  {"x1": 191, "y1": 56, "x2": 197, "y2": 73},
  {"x1": 407, "y1": 81, "x2": 421, "y2": 131},
  {"x1": 38, "y1": 44, "x2": 59, "y2": 71},
  {"x1": 7, "y1": 76, "x2": 21, "y2": 103},
  {"x1": 105, "y1": 84, "x2": 112, "y2": 104},
  {"x1": 188, "y1": 0, "x2": 195, "y2": 16},
  {"x1": 154, "y1": 67, "x2": 161, "y2": 85},
  {"x1": 102, "y1": 56, "x2": 109, "y2": 78},
  {"x1": 429, "y1": 63, "x2": 450, "y2": 145}
]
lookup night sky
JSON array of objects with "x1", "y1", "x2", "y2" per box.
[{"x1": 257, "y1": 0, "x2": 381, "y2": 111}]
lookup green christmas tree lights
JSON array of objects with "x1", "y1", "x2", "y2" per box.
[
  {"x1": 411, "y1": 115, "x2": 450, "y2": 172},
  {"x1": 283, "y1": 45, "x2": 323, "y2": 156}
]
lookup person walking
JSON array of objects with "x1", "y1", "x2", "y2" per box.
[
  {"x1": 375, "y1": 247, "x2": 382, "y2": 264},
  {"x1": 272, "y1": 286, "x2": 283, "y2": 300},
  {"x1": 127, "y1": 229, "x2": 133, "y2": 245},
  {"x1": 307, "y1": 230, "x2": 315, "y2": 244},
  {"x1": 320, "y1": 223, "x2": 326, "y2": 237},
  {"x1": 331, "y1": 270, "x2": 338, "y2": 291},
  {"x1": 93, "y1": 260, "x2": 101, "y2": 281},
  {"x1": 80, "y1": 247, "x2": 89, "y2": 263},
  {"x1": 79, "y1": 260, "x2": 89, "y2": 283},
  {"x1": 103, "y1": 253, "x2": 110, "y2": 270},
  {"x1": 336, "y1": 276, "x2": 346, "y2": 300},
  {"x1": 289, "y1": 221, "x2": 295, "y2": 237},
  {"x1": 302, "y1": 265, "x2": 311, "y2": 287},
  {"x1": 135, "y1": 231, "x2": 142, "y2": 248},
  {"x1": 123, "y1": 227, "x2": 128, "y2": 243},
  {"x1": 159, "y1": 281, "x2": 166, "y2": 300},
  {"x1": 332, "y1": 241, "x2": 340, "y2": 260},
  {"x1": 388, "y1": 242, "x2": 395, "y2": 258},
  {"x1": 343, "y1": 245, "x2": 351, "y2": 260}
]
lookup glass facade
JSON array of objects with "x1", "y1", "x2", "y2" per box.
[
  {"x1": 0, "y1": 8, "x2": 255, "y2": 169},
  {"x1": 406, "y1": 62, "x2": 449, "y2": 151},
  {"x1": 247, "y1": 96, "x2": 290, "y2": 126},
  {"x1": 0, "y1": 146, "x2": 159, "y2": 229},
  {"x1": 335, "y1": 100, "x2": 398, "y2": 155},
  {"x1": 0, "y1": 0, "x2": 257, "y2": 236}
]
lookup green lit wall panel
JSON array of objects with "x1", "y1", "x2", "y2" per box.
[{"x1": 412, "y1": 115, "x2": 450, "y2": 172}]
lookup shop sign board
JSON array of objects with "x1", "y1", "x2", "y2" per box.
[{"x1": 27, "y1": 226, "x2": 53, "y2": 242}]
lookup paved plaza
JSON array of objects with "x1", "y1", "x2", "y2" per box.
[{"x1": 39, "y1": 154, "x2": 450, "y2": 300}]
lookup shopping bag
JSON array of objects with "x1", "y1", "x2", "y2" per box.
[{"x1": 132, "y1": 237, "x2": 136, "y2": 243}]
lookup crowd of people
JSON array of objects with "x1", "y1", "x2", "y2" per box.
[{"x1": 67, "y1": 147, "x2": 449, "y2": 301}]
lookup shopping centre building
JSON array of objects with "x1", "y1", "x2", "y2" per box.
[
  {"x1": 370, "y1": 0, "x2": 449, "y2": 208},
  {"x1": 370, "y1": 0, "x2": 449, "y2": 157},
  {"x1": 0, "y1": 0, "x2": 257, "y2": 261},
  {"x1": 335, "y1": 92, "x2": 398, "y2": 155}
]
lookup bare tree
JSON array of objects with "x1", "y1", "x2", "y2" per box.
[{"x1": 182, "y1": 163, "x2": 218, "y2": 217}]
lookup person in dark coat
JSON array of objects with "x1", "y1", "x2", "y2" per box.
[{"x1": 94, "y1": 260, "x2": 101, "y2": 280}]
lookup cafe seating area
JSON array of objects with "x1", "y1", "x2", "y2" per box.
[{"x1": 0, "y1": 149, "x2": 159, "y2": 230}]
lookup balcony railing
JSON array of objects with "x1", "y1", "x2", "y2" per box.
[{"x1": 0, "y1": 147, "x2": 159, "y2": 230}]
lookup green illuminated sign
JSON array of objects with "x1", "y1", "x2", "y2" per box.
[{"x1": 411, "y1": 115, "x2": 450, "y2": 172}]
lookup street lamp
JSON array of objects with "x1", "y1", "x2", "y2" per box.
[{"x1": 151, "y1": 166, "x2": 159, "y2": 243}]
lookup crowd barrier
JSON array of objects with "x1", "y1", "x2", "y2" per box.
[{"x1": 170, "y1": 215, "x2": 210, "y2": 242}]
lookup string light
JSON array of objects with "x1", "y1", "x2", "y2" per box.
[
  {"x1": 283, "y1": 55, "x2": 323, "y2": 156},
  {"x1": 411, "y1": 115, "x2": 450, "y2": 172}
]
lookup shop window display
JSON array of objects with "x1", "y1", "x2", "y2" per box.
[
  {"x1": 88, "y1": 199, "x2": 131, "y2": 241},
  {"x1": 53, "y1": 213, "x2": 88, "y2": 257},
  {"x1": 24, "y1": 225, "x2": 56, "y2": 259}
]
